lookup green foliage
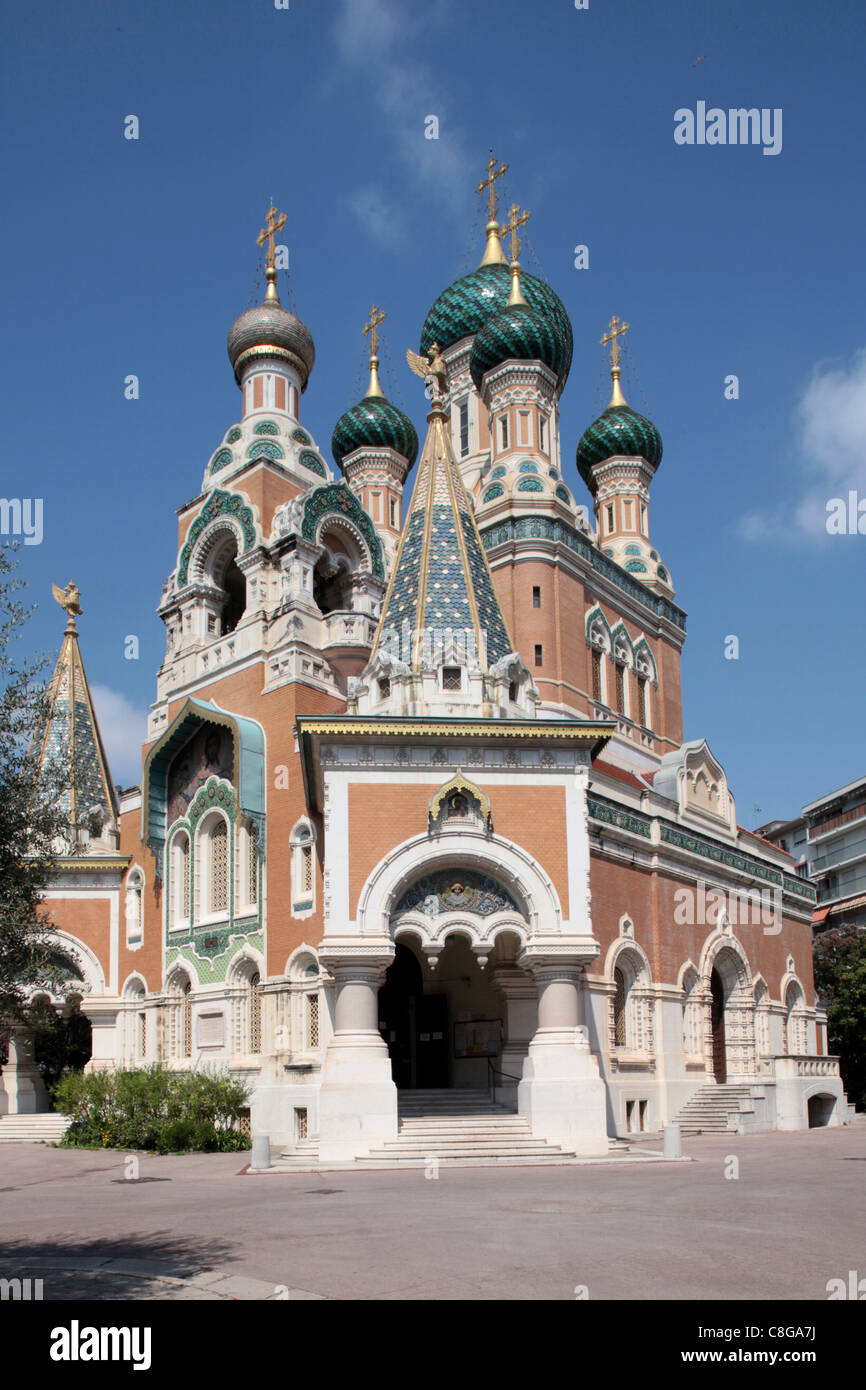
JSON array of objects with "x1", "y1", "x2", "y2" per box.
[
  {"x1": 0, "y1": 545, "x2": 88, "y2": 1020},
  {"x1": 54, "y1": 1064, "x2": 252, "y2": 1151},
  {"x1": 813, "y1": 925, "x2": 866, "y2": 1110},
  {"x1": 30, "y1": 999, "x2": 92, "y2": 1091}
]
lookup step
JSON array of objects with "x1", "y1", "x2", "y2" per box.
[{"x1": 0, "y1": 1115, "x2": 70, "y2": 1143}]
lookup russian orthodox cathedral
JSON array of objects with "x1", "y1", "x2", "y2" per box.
[{"x1": 14, "y1": 163, "x2": 849, "y2": 1158}]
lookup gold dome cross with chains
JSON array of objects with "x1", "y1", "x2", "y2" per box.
[
  {"x1": 503, "y1": 203, "x2": 531, "y2": 263},
  {"x1": 257, "y1": 202, "x2": 287, "y2": 271},
  {"x1": 476, "y1": 153, "x2": 508, "y2": 220},
  {"x1": 601, "y1": 314, "x2": 630, "y2": 368},
  {"x1": 363, "y1": 304, "x2": 386, "y2": 357}
]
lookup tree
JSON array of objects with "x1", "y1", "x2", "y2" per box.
[
  {"x1": 0, "y1": 544, "x2": 81, "y2": 1020},
  {"x1": 813, "y1": 925, "x2": 866, "y2": 1111}
]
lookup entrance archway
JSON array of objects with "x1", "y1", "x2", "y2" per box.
[
  {"x1": 378, "y1": 943, "x2": 448, "y2": 1089},
  {"x1": 710, "y1": 968, "x2": 726, "y2": 1083}
]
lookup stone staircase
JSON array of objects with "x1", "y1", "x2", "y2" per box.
[
  {"x1": 672, "y1": 1084, "x2": 756, "y2": 1135},
  {"x1": 0, "y1": 1113, "x2": 71, "y2": 1143},
  {"x1": 354, "y1": 1088, "x2": 574, "y2": 1167}
]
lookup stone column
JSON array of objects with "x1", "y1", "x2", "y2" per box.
[
  {"x1": 517, "y1": 946, "x2": 608, "y2": 1155},
  {"x1": 2, "y1": 1026, "x2": 49, "y2": 1114},
  {"x1": 492, "y1": 966, "x2": 537, "y2": 1107},
  {"x1": 81, "y1": 999, "x2": 120, "y2": 1073},
  {"x1": 316, "y1": 941, "x2": 397, "y2": 1162}
]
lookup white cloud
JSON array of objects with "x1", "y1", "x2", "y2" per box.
[
  {"x1": 348, "y1": 186, "x2": 403, "y2": 249},
  {"x1": 738, "y1": 348, "x2": 866, "y2": 543},
  {"x1": 333, "y1": 0, "x2": 474, "y2": 241},
  {"x1": 90, "y1": 683, "x2": 149, "y2": 788}
]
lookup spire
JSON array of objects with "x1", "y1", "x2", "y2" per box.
[
  {"x1": 362, "y1": 304, "x2": 386, "y2": 399},
  {"x1": 600, "y1": 314, "x2": 630, "y2": 407},
  {"x1": 370, "y1": 390, "x2": 513, "y2": 673},
  {"x1": 31, "y1": 584, "x2": 119, "y2": 835},
  {"x1": 476, "y1": 153, "x2": 509, "y2": 266},
  {"x1": 503, "y1": 203, "x2": 531, "y2": 306},
  {"x1": 256, "y1": 201, "x2": 288, "y2": 304}
]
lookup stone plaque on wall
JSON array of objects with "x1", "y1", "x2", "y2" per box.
[{"x1": 197, "y1": 1011, "x2": 226, "y2": 1049}]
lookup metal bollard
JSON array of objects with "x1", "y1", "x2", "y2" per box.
[
  {"x1": 250, "y1": 1134, "x2": 271, "y2": 1170},
  {"x1": 663, "y1": 1122, "x2": 682, "y2": 1158}
]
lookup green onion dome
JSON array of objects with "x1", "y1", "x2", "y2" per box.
[
  {"x1": 332, "y1": 394, "x2": 419, "y2": 471},
  {"x1": 420, "y1": 264, "x2": 573, "y2": 378},
  {"x1": 470, "y1": 300, "x2": 570, "y2": 393},
  {"x1": 576, "y1": 401, "x2": 663, "y2": 487}
]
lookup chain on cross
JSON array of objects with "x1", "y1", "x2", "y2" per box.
[
  {"x1": 503, "y1": 203, "x2": 531, "y2": 263},
  {"x1": 363, "y1": 304, "x2": 386, "y2": 358},
  {"x1": 601, "y1": 314, "x2": 630, "y2": 369},
  {"x1": 476, "y1": 153, "x2": 509, "y2": 221},
  {"x1": 257, "y1": 202, "x2": 287, "y2": 271}
]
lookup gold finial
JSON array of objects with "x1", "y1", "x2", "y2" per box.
[
  {"x1": 257, "y1": 202, "x2": 288, "y2": 303},
  {"x1": 503, "y1": 203, "x2": 531, "y2": 305},
  {"x1": 363, "y1": 304, "x2": 387, "y2": 399},
  {"x1": 52, "y1": 581, "x2": 82, "y2": 634},
  {"x1": 600, "y1": 314, "x2": 630, "y2": 407},
  {"x1": 476, "y1": 152, "x2": 509, "y2": 266}
]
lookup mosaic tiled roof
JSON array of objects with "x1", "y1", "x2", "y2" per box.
[
  {"x1": 576, "y1": 404, "x2": 663, "y2": 485},
  {"x1": 469, "y1": 302, "x2": 570, "y2": 393},
  {"x1": 420, "y1": 264, "x2": 573, "y2": 376},
  {"x1": 31, "y1": 616, "x2": 119, "y2": 830},
  {"x1": 332, "y1": 395, "x2": 419, "y2": 471},
  {"x1": 372, "y1": 399, "x2": 512, "y2": 670}
]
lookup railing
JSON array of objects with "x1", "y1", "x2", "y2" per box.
[
  {"x1": 487, "y1": 1058, "x2": 522, "y2": 1100},
  {"x1": 773, "y1": 1055, "x2": 840, "y2": 1079}
]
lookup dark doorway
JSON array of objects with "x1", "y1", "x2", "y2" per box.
[
  {"x1": 378, "y1": 943, "x2": 448, "y2": 1089},
  {"x1": 710, "y1": 968, "x2": 726, "y2": 1084}
]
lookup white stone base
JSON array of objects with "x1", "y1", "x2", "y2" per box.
[
  {"x1": 518, "y1": 1029, "x2": 609, "y2": 1155},
  {"x1": 317, "y1": 1032, "x2": 398, "y2": 1161}
]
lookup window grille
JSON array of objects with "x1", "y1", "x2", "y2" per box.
[
  {"x1": 247, "y1": 827, "x2": 258, "y2": 906},
  {"x1": 615, "y1": 664, "x2": 626, "y2": 716},
  {"x1": 307, "y1": 993, "x2": 319, "y2": 1050},
  {"x1": 301, "y1": 845, "x2": 313, "y2": 895},
  {"x1": 442, "y1": 667, "x2": 461, "y2": 691},
  {"x1": 592, "y1": 648, "x2": 602, "y2": 704},
  {"x1": 209, "y1": 819, "x2": 228, "y2": 913},
  {"x1": 138, "y1": 1011, "x2": 147, "y2": 1059},
  {"x1": 614, "y1": 968, "x2": 627, "y2": 1047},
  {"x1": 249, "y1": 973, "x2": 262, "y2": 1053},
  {"x1": 295, "y1": 1108, "x2": 308, "y2": 1141},
  {"x1": 637, "y1": 675, "x2": 649, "y2": 727},
  {"x1": 237, "y1": 1108, "x2": 251, "y2": 1138},
  {"x1": 182, "y1": 983, "x2": 193, "y2": 1057}
]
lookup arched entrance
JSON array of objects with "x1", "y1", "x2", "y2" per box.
[
  {"x1": 378, "y1": 943, "x2": 448, "y2": 1089},
  {"x1": 710, "y1": 968, "x2": 726, "y2": 1083}
]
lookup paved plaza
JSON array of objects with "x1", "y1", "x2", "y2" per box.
[{"x1": 0, "y1": 1124, "x2": 863, "y2": 1301}]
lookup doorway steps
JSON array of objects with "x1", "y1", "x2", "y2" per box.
[
  {"x1": 672, "y1": 1084, "x2": 756, "y2": 1135},
  {"x1": 0, "y1": 1113, "x2": 71, "y2": 1143},
  {"x1": 355, "y1": 1089, "x2": 575, "y2": 1166}
]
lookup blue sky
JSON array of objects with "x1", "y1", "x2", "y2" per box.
[{"x1": 3, "y1": 0, "x2": 865, "y2": 821}]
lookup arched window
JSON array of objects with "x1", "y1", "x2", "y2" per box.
[
  {"x1": 754, "y1": 980, "x2": 770, "y2": 1057},
  {"x1": 199, "y1": 814, "x2": 229, "y2": 918},
  {"x1": 610, "y1": 949, "x2": 652, "y2": 1053},
  {"x1": 168, "y1": 973, "x2": 193, "y2": 1060},
  {"x1": 125, "y1": 869, "x2": 143, "y2": 947},
  {"x1": 306, "y1": 991, "x2": 319, "y2": 1050},
  {"x1": 231, "y1": 962, "x2": 263, "y2": 1056},
  {"x1": 183, "y1": 982, "x2": 193, "y2": 1057},
  {"x1": 205, "y1": 532, "x2": 247, "y2": 635},
  {"x1": 681, "y1": 967, "x2": 702, "y2": 1057},
  {"x1": 124, "y1": 979, "x2": 147, "y2": 1061},
  {"x1": 169, "y1": 831, "x2": 191, "y2": 929},
  {"x1": 290, "y1": 819, "x2": 316, "y2": 916},
  {"x1": 249, "y1": 972, "x2": 262, "y2": 1053},
  {"x1": 237, "y1": 821, "x2": 259, "y2": 912},
  {"x1": 785, "y1": 981, "x2": 807, "y2": 1055}
]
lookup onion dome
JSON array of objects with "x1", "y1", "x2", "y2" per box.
[
  {"x1": 331, "y1": 307, "x2": 418, "y2": 471},
  {"x1": 470, "y1": 263, "x2": 570, "y2": 392},
  {"x1": 420, "y1": 263, "x2": 573, "y2": 378},
  {"x1": 227, "y1": 266, "x2": 316, "y2": 390},
  {"x1": 332, "y1": 395, "x2": 418, "y2": 471},
  {"x1": 576, "y1": 326, "x2": 662, "y2": 486}
]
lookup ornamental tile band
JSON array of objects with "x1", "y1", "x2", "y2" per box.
[
  {"x1": 588, "y1": 795, "x2": 652, "y2": 838},
  {"x1": 481, "y1": 515, "x2": 687, "y2": 631},
  {"x1": 298, "y1": 449, "x2": 327, "y2": 478}
]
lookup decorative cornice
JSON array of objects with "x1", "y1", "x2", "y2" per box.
[{"x1": 51, "y1": 857, "x2": 131, "y2": 872}]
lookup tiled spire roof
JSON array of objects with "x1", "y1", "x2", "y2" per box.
[
  {"x1": 31, "y1": 595, "x2": 119, "y2": 830},
  {"x1": 371, "y1": 396, "x2": 512, "y2": 671}
]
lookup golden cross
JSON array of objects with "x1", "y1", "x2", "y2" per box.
[
  {"x1": 503, "y1": 203, "x2": 531, "y2": 263},
  {"x1": 256, "y1": 202, "x2": 287, "y2": 270},
  {"x1": 363, "y1": 304, "x2": 386, "y2": 358},
  {"x1": 475, "y1": 153, "x2": 508, "y2": 221},
  {"x1": 600, "y1": 314, "x2": 630, "y2": 369}
]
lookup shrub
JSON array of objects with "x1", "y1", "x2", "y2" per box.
[{"x1": 54, "y1": 1064, "x2": 252, "y2": 1151}]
